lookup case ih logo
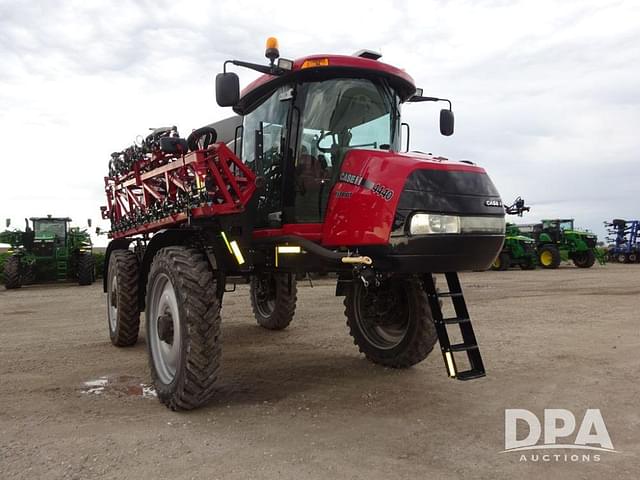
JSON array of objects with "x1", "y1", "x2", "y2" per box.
[
  {"x1": 502, "y1": 409, "x2": 617, "y2": 463},
  {"x1": 485, "y1": 199, "x2": 503, "y2": 207},
  {"x1": 338, "y1": 172, "x2": 394, "y2": 201}
]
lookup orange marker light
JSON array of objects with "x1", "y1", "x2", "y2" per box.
[{"x1": 301, "y1": 58, "x2": 330, "y2": 69}]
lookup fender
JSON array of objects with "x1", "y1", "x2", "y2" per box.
[
  {"x1": 136, "y1": 229, "x2": 227, "y2": 310},
  {"x1": 137, "y1": 229, "x2": 200, "y2": 310}
]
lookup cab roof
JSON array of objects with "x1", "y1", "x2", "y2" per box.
[
  {"x1": 234, "y1": 54, "x2": 416, "y2": 115},
  {"x1": 30, "y1": 217, "x2": 71, "y2": 222}
]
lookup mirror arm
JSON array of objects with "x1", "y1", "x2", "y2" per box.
[
  {"x1": 408, "y1": 95, "x2": 452, "y2": 110},
  {"x1": 225, "y1": 59, "x2": 286, "y2": 76}
]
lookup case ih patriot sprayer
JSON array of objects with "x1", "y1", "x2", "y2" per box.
[{"x1": 101, "y1": 39, "x2": 505, "y2": 410}]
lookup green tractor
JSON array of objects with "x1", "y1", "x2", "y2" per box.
[
  {"x1": 1, "y1": 216, "x2": 95, "y2": 289},
  {"x1": 492, "y1": 223, "x2": 537, "y2": 270},
  {"x1": 491, "y1": 197, "x2": 537, "y2": 271},
  {"x1": 519, "y1": 219, "x2": 603, "y2": 269}
]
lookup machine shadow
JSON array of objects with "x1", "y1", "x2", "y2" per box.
[{"x1": 188, "y1": 321, "x2": 435, "y2": 412}]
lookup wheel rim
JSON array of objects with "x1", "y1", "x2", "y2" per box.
[
  {"x1": 353, "y1": 282, "x2": 409, "y2": 350},
  {"x1": 540, "y1": 250, "x2": 553, "y2": 266},
  {"x1": 107, "y1": 270, "x2": 118, "y2": 332},
  {"x1": 148, "y1": 273, "x2": 181, "y2": 384},
  {"x1": 253, "y1": 275, "x2": 276, "y2": 318},
  {"x1": 618, "y1": 254, "x2": 626, "y2": 263},
  {"x1": 492, "y1": 257, "x2": 501, "y2": 269}
]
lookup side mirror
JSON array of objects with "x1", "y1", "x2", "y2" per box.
[
  {"x1": 440, "y1": 109, "x2": 454, "y2": 136},
  {"x1": 87, "y1": 219, "x2": 92, "y2": 228},
  {"x1": 5, "y1": 219, "x2": 10, "y2": 228},
  {"x1": 216, "y1": 72, "x2": 240, "y2": 107}
]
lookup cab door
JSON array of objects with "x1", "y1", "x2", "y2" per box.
[{"x1": 241, "y1": 86, "x2": 293, "y2": 228}]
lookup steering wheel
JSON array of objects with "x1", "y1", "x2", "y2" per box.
[{"x1": 187, "y1": 126, "x2": 218, "y2": 152}]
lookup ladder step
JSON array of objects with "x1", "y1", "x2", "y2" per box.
[
  {"x1": 438, "y1": 292, "x2": 463, "y2": 298},
  {"x1": 456, "y1": 369, "x2": 486, "y2": 381},
  {"x1": 450, "y1": 343, "x2": 478, "y2": 352},
  {"x1": 442, "y1": 317, "x2": 470, "y2": 325}
]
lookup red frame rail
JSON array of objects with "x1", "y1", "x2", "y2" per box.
[{"x1": 102, "y1": 143, "x2": 256, "y2": 239}]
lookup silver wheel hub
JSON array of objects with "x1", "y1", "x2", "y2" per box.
[
  {"x1": 148, "y1": 273, "x2": 181, "y2": 384},
  {"x1": 107, "y1": 272, "x2": 118, "y2": 332}
]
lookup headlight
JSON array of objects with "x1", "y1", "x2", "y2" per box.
[
  {"x1": 410, "y1": 214, "x2": 460, "y2": 234},
  {"x1": 409, "y1": 213, "x2": 505, "y2": 235}
]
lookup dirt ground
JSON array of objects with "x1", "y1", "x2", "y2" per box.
[{"x1": 1, "y1": 263, "x2": 638, "y2": 479}]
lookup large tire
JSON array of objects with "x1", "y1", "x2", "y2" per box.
[
  {"x1": 250, "y1": 273, "x2": 297, "y2": 330},
  {"x1": 107, "y1": 250, "x2": 140, "y2": 346},
  {"x1": 491, "y1": 252, "x2": 510, "y2": 271},
  {"x1": 146, "y1": 247, "x2": 221, "y2": 411},
  {"x1": 629, "y1": 253, "x2": 638, "y2": 263},
  {"x1": 617, "y1": 253, "x2": 629, "y2": 264},
  {"x1": 344, "y1": 277, "x2": 438, "y2": 368},
  {"x1": 573, "y1": 250, "x2": 596, "y2": 268},
  {"x1": 3, "y1": 255, "x2": 22, "y2": 289},
  {"x1": 538, "y1": 245, "x2": 561, "y2": 269},
  {"x1": 77, "y1": 253, "x2": 95, "y2": 286}
]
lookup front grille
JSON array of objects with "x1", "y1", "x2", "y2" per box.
[{"x1": 32, "y1": 243, "x2": 54, "y2": 256}]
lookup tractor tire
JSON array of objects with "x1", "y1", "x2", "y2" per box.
[
  {"x1": 519, "y1": 257, "x2": 537, "y2": 270},
  {"x1": 77, "y1": 253, "x2": 95, "y2": 286},
  {"x1": 629, "y1": 253, "x2": 638, "y2": 263},
  {"x1": 573, "y1": 250, "x2": 596, "y2": 268},
  {"x1": 538, "y1": 245, "x2": 561, "y2": 269},
  {"x1": 107, "y1": 250, "x2": 140, "y2": 346},
  {"x1": 491, "y1": 253, "x2": 510, "y2": 271},
  {"x1": 617, "y1": 253, "x2": 629, "y2": 264},
  {"x1": 3, "y1": 255, "x2": 22, "y2": 289},
  {"x1": 250, "y1": 272, "x2": 297, "y2": 330},
  {"x1": 146, "y1": 247, "x2": 221, "y2": 411},
  {"x1": 344, "y1": 276, "x2": 438, "y2": 368}
]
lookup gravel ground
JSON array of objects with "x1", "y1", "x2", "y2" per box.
[{"x1": 0, "y1": 263, "x2": 638, "y2": 479}]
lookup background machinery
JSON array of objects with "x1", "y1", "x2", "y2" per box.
[
  {"x1": 604, "y1": 219, "x2": 639, "y2": 263},
  {"x1": 1, "y1": 216, "x2": 95, "y2": 289},
  {"x1": 101, "y1": 39, "x2": 505, "y2": 410},
  {"x1": 491, "y1": 197, "x2": 537, "y2": 271},
  {"x1": 518, "y1": 219, "x2": 603, "y2": 269}
]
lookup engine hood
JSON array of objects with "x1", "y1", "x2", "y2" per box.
[{"x1": 321, "y1": 149, "x2": 504, "y2": 247}]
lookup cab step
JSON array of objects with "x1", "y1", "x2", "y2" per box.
[{"x1": 423, "y1": 272, "x2": 485, "y2": 381}]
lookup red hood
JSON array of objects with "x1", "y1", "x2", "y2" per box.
[{"x1": 321, "y1": 149, "x2": 494, "y2": 247}]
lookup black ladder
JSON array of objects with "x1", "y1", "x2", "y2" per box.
[{"x1": 423, "y1": 272, "x2": 485, "y2": 381}]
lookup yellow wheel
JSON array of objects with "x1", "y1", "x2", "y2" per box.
[
  {"x1": 538, "y1": 245, "x2": 560, "y2": 269},
  {"x1": 491, "y1": 253, "x2": 509, "y2": 271}
]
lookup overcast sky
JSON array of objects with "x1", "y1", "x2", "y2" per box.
[{"x1": 1, "y1": 0, "x2": 638, "y2": 246}]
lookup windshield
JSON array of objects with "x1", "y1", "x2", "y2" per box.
[
  {"x1": 560, "y1": 220, "x2": 574, "y2": 231},
  {"x1": 298, "y1": 78, "x2": 399, "y2": 157},
  {"x1": 33, "y1": 220, "x2": 66, "y2": 239}
]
